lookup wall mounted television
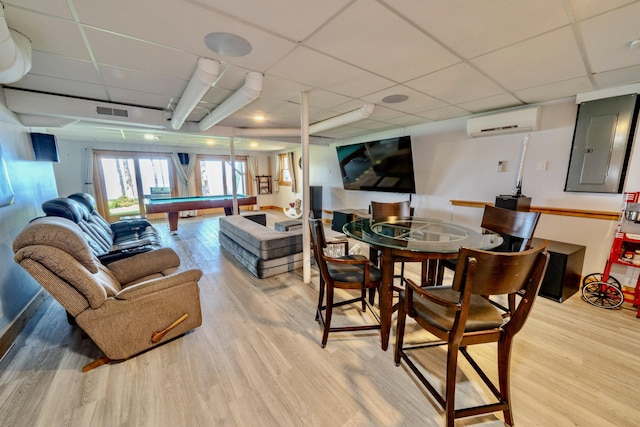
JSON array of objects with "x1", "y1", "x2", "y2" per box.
[{"x1": 336, "y1": 135, "x2": 416, "y2": 193}]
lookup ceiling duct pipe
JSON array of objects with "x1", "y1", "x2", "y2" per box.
[
  {"x1": 309, "y1": 103, "x2": 374, "y2": 134},
  {"x1": 0, "y1": 2, "x2": 32, "y2": 83},
  {"x1": 169, "y1": 57, "x2": 220, "y2": 130},
  {"x1": 231, "y1": 103, "x2": 376, "y2": 138},
  {"x1": 198, "y1": 71, "x2": 263, "y2": 132}
]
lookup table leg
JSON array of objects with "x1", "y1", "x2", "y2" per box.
[
  {"x1": 379, "y1": 247, "x2": 394, "y2": 351},
  {"x1": 167, "y1": 212, "x2": 179, "y2": 234}
]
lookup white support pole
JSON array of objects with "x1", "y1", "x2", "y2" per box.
[
  {"x1": 301, "y1": 91, "x2": 311, "y2": 284},
  {"x1": 230, "y1": 136, "x2": 238, "y2": 215}
]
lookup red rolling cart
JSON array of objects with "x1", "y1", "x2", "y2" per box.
[{"x1": 582, "y1": 192, "x2": 640, "y2": 316}]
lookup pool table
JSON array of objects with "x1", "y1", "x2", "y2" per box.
[{"x1": 145, "y1": 194, "x2": 257, "y2": 233}]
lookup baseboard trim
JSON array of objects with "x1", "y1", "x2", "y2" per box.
[{"x1": 0, "y1": 290, "x2": 47, "y2": 361}]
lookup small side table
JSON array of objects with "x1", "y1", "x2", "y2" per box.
[{"x1": 533, "y1": 238, "x2": 586, "y2": 303}]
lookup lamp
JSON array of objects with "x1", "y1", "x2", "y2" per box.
[
  {"x1": 197, "y1": 72, "x2": 263, "y2": 131},
  {"x1": 169, "y1": 57, "x2": 220, "y2": 130}
]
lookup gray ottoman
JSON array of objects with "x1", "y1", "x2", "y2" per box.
[{"x1": 275, "y1": 220, "x2": 302, "y2": 231}]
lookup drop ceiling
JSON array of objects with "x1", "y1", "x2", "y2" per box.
[{"x1": 3, "y1": 0, "x2": 640, "y2": 151}]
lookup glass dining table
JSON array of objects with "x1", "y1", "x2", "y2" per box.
[{"x1": 342, "y1": 216, "x2": 504, "y2": 350}]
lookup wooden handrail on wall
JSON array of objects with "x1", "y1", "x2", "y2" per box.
[{"x1": 450, "y1": 200, "x2": 620, "y2": 221}]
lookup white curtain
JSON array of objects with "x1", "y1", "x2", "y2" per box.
[
  {"x1": 171, "y1": 152, "x2": 197, "y2": 216},
  {"x1": 83, "y1": 147, "x2": 95, "y2": 195},
  {"x1": 288, "y1": 151, "x2": 298, "y2": 193},
  {"x1": 247, "y1": 156, "x2": 259, "y2": 195},
  {"x1": 273, "y1": 153, "x2": 280, "y2": 193}
]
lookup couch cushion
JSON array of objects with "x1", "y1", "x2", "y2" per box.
[{"x1": 219, "y1": 215, "x2": 303, "y2": 260}]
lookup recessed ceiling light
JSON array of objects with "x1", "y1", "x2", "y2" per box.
[
  {"x1": 630, "y1": 38, "x2": 640, "y2": 50},
  {"x1": 205, "y1": 32, "x2": 252, "y2": 57},
  {"x1": 381, "y1": 94, "x2": 409, "y2": 104},
  {"x1": 206, "y1": 139, "x2": 216, "y2": 146},
  {"x1": 250, "y1": 141, "x2": 258, "y2": 147},
  {"x1": 253, "y1": 114, "x2": 265, "y2": 122}
]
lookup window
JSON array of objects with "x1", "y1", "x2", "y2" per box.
[
  {"x1": 278, "y1": 153, "x2": 291, "y2": 185},
  {"x1": 195, "y1": 155, "x2": 248, "y2": 196},
  {"x1": 94, "y1": 150, "x2": 174, "y2": 221}
]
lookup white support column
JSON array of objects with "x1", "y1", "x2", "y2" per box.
[
  {"x1": 230, "y1": 136, "x2": 238, "y2": 215},
  {"x1": 301, "y1": 91, "x2": 311, "y2": 284}
]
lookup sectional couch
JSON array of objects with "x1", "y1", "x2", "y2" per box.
[{"x1": 218, "y1": 215, "x2": 304, "y2": 278}]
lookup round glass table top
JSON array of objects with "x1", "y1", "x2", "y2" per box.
[{"x1": 343, "y1": 217, "x2": 503, "y2": 253}]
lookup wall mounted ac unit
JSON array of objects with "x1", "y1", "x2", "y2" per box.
[{"x1": 466, "y1": 106, "x2": 541, "y2": 137}]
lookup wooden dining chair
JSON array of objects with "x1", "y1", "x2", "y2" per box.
[
  {"x1": 440, "y1": 205, "x2": 541, "y2": 281},
  {"x1": 369, "y1": 200, "x2": 418, "y2": 286},
  {"x1": 395, "y1": 242, "x2": 549, "y2": 427},
  {"x1": 309, "y1": 217, "x2": 381, "y2": 347}
]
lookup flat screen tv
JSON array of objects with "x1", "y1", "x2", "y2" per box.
[{"x1": 336, "y1": 135, "x2": 416, "y2": 193}]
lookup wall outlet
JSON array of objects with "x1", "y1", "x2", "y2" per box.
[{"x1": 497, "y1": 160, "x2": 506, "y2": 172}]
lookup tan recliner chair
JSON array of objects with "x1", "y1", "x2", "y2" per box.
[{"x1": 13, "y1": 216, "x2": 203, "y2": 371}]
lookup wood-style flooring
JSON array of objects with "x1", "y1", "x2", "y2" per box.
[{"x1": 1, "y1": 211, "x2": 640, "y2": 427}]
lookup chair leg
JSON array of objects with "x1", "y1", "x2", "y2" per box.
[
  {"x1": 445, "y1": 342, "x2": 460, "y2": 427},
  {"x1": 321, "y1": 286, "x2": 334, "y2": 348},
  {"x1": 316, "y1": 276, "x2": 325, "y2": 321},
  {"x1": 394, "y1": 301, "x2": 407, "y2": 365},
  {"x1": 498, "y1": 337, "x2": 515, "y2": 426},
  {"x1": 368, "y1": 287, "x2": 376, "y2": 306}
]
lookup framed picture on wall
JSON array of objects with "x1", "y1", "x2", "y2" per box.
[{"x1": 0, "y1": 148, "x2": 14, "y2": 207}]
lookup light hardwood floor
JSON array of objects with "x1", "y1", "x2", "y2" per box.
[{"x1": 1, "y1": 211, "x2": 640, "y2": 427}]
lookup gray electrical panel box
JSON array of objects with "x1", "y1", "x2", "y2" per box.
[{"x1": 565, "y1": 94, "x2": 639, "y2": 193}]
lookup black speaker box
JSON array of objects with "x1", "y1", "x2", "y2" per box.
[{"x1": 30, "y1": 133, "x2": 60, "y2": 162}]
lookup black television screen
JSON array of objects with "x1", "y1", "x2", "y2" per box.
[{"x1": 336, "y1": 135, "x2": 416, "y2": 193}]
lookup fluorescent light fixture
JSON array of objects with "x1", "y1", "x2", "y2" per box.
[
  {"x1": 309, "y1": 103, "x2": 375, "y2": 134},
  {"x1": 198, "y1": 72, "x2": 263, "y2": 131},
  {"x1": 170, "y1": 57, "x2": 220, "y2": 130}
]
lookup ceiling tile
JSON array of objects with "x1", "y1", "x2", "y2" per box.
[
  {"x1": 579, "y1": 2, "x2": 640, "y2": 73},
  {"x1": 406, "y1": 62, "x2": 506, "y2": 104},
  {"x1": 306, "y1": 0, "x2": 460, "y2": 82},
  {"x1": 514, "y1": 77, "x2": 594, "y2": 103},
  {"x1": 4, "y1": 0, "x2": 74, "y2": 19},
  {"x1": 361, "y1": 85, "x2": 447, "y2": 114},
  {"x1": 592, "y1": 64, "x2": 640, "y2": 88},
  {"x1": 471, "y1": 27, "x2": 587, "y2": 91},
  {"x1": 416, "y1": 105, "x2": 469, "y2": 121},
  {"x1": 99, "y1": 66, "x2": 187, "y2": 98},
  {"x1": 388, "y1": 0, "x2": 569, "y2": 58},
  {"x1": 5, "y1": 6, "x2": 90, "y2": 59},
  {"x1": 73, "y1": 0, "x2": 297, "y2": 72},
  {"x1": 192, "y1": 0, "x2": 351, "y2": 42},
  {"x1": 83, "y1": 28, "x2": 198, "y2": 81},
  {"x1": 268, "y1": 46, "x2": 395, "y2": 98},
  {"x1": 29, "y1": 51, "x2": 101, "y2": 85},
  {"x1": 456, "y1": 93, "x2": 523, "y2": 113},
  {"x1": 568, "y1": 0, "x2": 638, "y2": 21}
]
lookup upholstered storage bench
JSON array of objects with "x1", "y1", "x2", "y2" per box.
[{"x1": 218, "y1": 215, "x2": 304, "y2": 278}]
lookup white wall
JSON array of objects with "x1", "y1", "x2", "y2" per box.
[{"x1": 0, "y1": 102, "x2": 58, "y2": 337}]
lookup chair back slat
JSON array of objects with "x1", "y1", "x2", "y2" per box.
[
  {"x1": 481, "y1": 205, "x2": 540, "y2": 251},
  {"x1": 452, "y1": 242, "x2": 548, "y2": 297},
  {"x1": 371, "y1": 200, "x2": 411, "y2": 220}
]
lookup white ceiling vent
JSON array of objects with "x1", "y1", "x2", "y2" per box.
[
  {"x1": 467, "y1": 106, "x2": 540, "y2": 137},
  {"x1": 96, "y1": 106, "x2": 129, "y2": 117}
]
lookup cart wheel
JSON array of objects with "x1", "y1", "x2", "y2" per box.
[
  {"x1": 582, "y1": 281, "x2": 624, "y2": 309},
  {"x1": 582, "y1": 273, "x2": 621, "y2": 289}
]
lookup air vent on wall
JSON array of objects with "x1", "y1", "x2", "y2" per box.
[{"x1": 96, "y1": 106, "x2": 129, "y2": 117}]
